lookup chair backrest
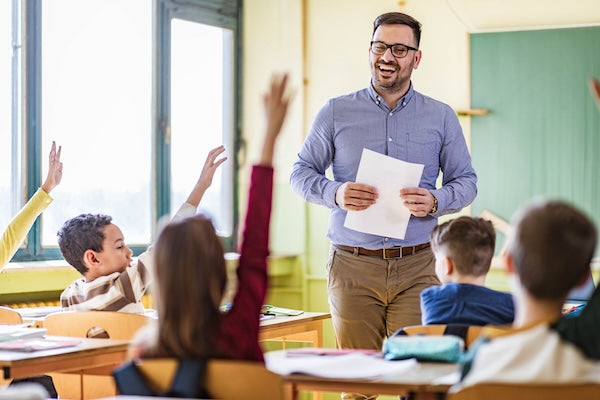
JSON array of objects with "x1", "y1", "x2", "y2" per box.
[
  {"x1": 43, "y1": 311, "x2": 150, "y2": 340},
  {"x1": 0, "y1": 306, "x2": 23, "y2": 324},
  {"x1": 133, "y1": 358, "x2": 284, "y2": 400},
  {"x1": 449, "y1": 382, "x2": 600, "y2": 400},
  {"x1": 399, "y1": 324, "x2": 483, "y2": 348}
]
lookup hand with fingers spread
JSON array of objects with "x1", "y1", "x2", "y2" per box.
[
  {"x1": 41, "y1": 141, "x2": 63, "y2": 194},
  {"x1": 335, "y1": 182, "x2": 379, "y2": 211},
  {"x1": 186, "y1": 145, "x2": 227, "y2": 207},
  {"x1": 400, "y1": 187, "x2": 436, "y2": 217}
]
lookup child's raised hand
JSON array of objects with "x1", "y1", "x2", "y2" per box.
[
  {"x1": 260, "y1": 73, "x2": 293, "y2": 165},
  {"x1": 263, "y1": 73, "x2": 292, "y2": 141},
  {"x1": 198, "y1": 145, "x2": 227, "y2": 191},
  {"x1": 186, "y1": 145, "x2": 227, "y2": 207},
  {"x1": 41, "y1": 141, "x2": 63, "y2": 194}
]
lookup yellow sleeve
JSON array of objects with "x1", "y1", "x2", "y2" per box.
[{"x1": 0, "y1": 188, "x2": 53, "y2": 268}]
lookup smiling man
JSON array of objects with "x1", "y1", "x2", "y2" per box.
[{"x1": 290, "y1": 14, "x2": 477, "y2": 398}]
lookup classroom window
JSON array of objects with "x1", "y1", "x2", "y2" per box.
[
  {"x1": 170, "y1": 20, "x2": 234, "y2": 236},
  {"x1": 0, "y1": 0, "x2": 16, "y2": 231},
  {"x1": 40, "y1": 0, "x2": 152, "y2": 247},
  {"x1": 2, "y1": 0, "x2": 241, "y2": 261}
]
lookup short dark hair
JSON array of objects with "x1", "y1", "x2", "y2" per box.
[
  {"x1": 507, "y1": 200, "x2": 597, "y2": 300},
  {"x1": 57, "y1": 213, "x2": 113, "y2": 275},
  {"x1": 430, "y1": 216, "x2": 496, "y2": 277},
  {"x1": 373, "y1": 12, "x2": 422, "y2": 47}
]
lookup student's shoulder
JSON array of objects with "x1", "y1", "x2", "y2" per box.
[
  {"x1": 421, "y1": 283, "x2": 461, "y2": 300},
  {"x1": 476, "y1": 285, "x2": 513, "y2": 303}
]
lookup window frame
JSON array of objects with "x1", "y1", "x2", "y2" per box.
[{"x1": 8, "y1": 0, "x2": 242, "y2": 261}]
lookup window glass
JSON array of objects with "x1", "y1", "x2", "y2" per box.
[
  {"x1": 41, "y1": 0, "x2": 151, "y2": 246},
  {"x1": 0, "y1": 0, "x2": 14, "y2": 229},
  {"x1": 170, "y1": 19, "x2": 234, "y2": 236}
]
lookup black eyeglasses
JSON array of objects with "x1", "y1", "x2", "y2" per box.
[{"x1": 370, "y1": 41, "x2": 418, "y2": 58}]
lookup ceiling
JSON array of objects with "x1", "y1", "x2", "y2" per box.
[{"x1": 446, "y1": 0, "x2": 600, "y2": 31}]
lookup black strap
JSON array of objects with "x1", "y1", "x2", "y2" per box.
[
  {"x1": 443, "y1": 324, "x2": 470, "y2": 341},
  {"x1": 113, "y1": 359, "x2": 211, "y2": 398},
  {"x1": 113, "y1": 361, "x2": 154, "y2": 396},
  {"x1": 167, "y1": 359, "x2": 210, "y2": 398}
]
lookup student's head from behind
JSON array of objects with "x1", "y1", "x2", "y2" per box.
[
  {"x1": 57, "y1": 214, "x2": 133, "y2": 279},
  {"x1": 152, "y1": 214, "x2": 226, "y2": 358},
  {"x1": 505, "y1": 200, "x2": 597, "y2": 302},
  {"x1": 430, "y1": 216, "x2": 496, "y2": 283}
]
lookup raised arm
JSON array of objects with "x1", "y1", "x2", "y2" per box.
[
  {"x1": 185, "y1": 145, "x2": 227, "y2": 207},
  {"x1": 1, "y1": 142, "x2": 62, "y2": 268},
  {"x1": 259, "y1": 73, "x2": 292, "y2": 166},
  {"x1": 41, "y1": 141, "x2": 63, "y2": 194}
]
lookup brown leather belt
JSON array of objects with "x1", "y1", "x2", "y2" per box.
[{"x1": 334, "y1": 243, "x2": 431, "y2": 259}]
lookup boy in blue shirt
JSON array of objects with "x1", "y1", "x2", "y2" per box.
[{"x1": 420, "y1": 216, "x2": 514, "y2": 326}]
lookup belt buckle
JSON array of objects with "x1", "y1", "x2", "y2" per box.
[{"x1": 383, "y1": 246, "x2": 402, "y2": 260}]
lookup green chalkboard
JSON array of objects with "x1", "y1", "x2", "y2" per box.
[{"x1": 471, "y1": 26, "x2": 600, "y2": 252}]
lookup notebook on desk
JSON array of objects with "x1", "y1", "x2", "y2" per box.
[
  {"x1": 261, "y1": 305, "x2": 304, "y2": 316},
  {"x1": 0, "y1": 326, "x2": 47, "y2": 342},
  {"x1": 563, "y1": 272, "x2": 596, "y2": 315},
  {"x1": 0, "y1": 337, "x2": 81, "y2": 352}
]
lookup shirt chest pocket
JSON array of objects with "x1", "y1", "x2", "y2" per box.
[{"x1": 405, "y1": 130, "x2": 442, "y2": 164}]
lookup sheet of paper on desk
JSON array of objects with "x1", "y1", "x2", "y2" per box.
[
  {"x1": 0, "y1": 326, "x2": 47, "y2": 341},
  {"x1": 344, "y1": 149, "x2": 424, "y2": 239},
  {"x1": 265, "y1": 352, "x2": 417, "y2": 379},
  {"x1": 0, "y1": 337, "x2": 81, "y2": 352}
]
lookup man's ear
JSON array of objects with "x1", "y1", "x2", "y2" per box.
[
  {"x1": 413, "y1": 50, "x2": 422, "y2": 70},
  {"x1": 82, "y1": 249, "x2": 101, "y2": 270}
]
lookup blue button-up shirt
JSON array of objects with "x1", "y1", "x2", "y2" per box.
[{"x1": 290, "y1": 83, "x2": 477, "y2": 248}]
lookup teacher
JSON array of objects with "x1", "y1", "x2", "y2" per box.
[{"x1": 290, "y1": 12, "x2": 477, "y2": 355}]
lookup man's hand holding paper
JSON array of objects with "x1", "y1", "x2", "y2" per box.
[
  {"x1": 343, "y1": 149, "x2": 425, "y2": 239},
  {"x1": 400, "y1": 187, "x2": 436, "y2": 217},
  {"x1": 335, "y1": 182, "x2": 379, "y2": 211}
]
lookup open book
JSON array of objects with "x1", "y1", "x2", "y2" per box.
[
  {"x1": 0, "y1": 326, "x2": 47, "y2": 342},
  {"x1": 265, "y1": 351, "x2": 417, "y2": 379},
  {"x1": 0, "y1": 337, "x2": 81, "y2": 352}
]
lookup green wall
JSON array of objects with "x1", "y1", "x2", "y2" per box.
[{"x1": 471, "y1": 27, "x2": 600, "y2": 253}]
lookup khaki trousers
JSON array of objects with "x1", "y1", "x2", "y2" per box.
[
  {"x1": 327, "y1": 246, "x2": 440, "y2": 400},
  {"x1": 327, "y1": 245, "x2": 440, "y2": 351}
]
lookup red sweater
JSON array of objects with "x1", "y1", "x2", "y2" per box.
[{"x1": 214, "y1": 165, "x2": 273, "y2": 362}]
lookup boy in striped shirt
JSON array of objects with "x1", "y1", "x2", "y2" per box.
[{"x1": 57, "y1": 147, "x2": 226, "y2": 314}]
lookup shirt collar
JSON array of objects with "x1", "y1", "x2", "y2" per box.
[{"x1": 367, "y1": 81, "x2": 415, "y2": 110}]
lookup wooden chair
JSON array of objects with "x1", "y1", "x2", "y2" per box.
[
  {"x1": 449, "y1": 382, "x2": 600, "y2": 400},
  {"x1": 132, "y1": 358, "x2": 285, "y2": 400},
  {"x1": 43, "y1": 310, "x2": 150, "y2": 339},
  {"x1": 398, "y1": 324, "x2": 483, "y2": 349},
  {"x1": 0, "y1": 306, "x2": 23, "y2": 324},
  {"x1": 42, "y1": 311, "x2": 151, "y2": 400}
]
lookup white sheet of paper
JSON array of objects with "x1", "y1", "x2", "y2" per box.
[
  {"x1": 265, "y1": 352, "x2": 418, "y2": 379},
  {"x1": 344, "y1": 148, "x2": 424, "y2": 239}
]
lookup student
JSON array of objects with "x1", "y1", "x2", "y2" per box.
[
  {"x1": 456, "y1": 200, "x2": 600, "y2": 389},
  {"x1": 57, "y1": 146, "x2": 226, "y2": 314},
  {"x1": 420, "y1": 216, "x2": 514, "y2": 326},
  {"x1": 1, "y1": 141, "x2": 62, "y2": 268},
  {"x1": 551, "y1": 76, "x2": 600, "y2": 359},
  {"x1": 130, "y1": 74, "x2": 292, "y2": 361}
]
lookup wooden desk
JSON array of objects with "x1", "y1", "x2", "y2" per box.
[
  {"x1": 0, "y1": 336, "x2": 129, "y2": 380},
  {"x1": 259, "y1": 312, "x2": 330, "y2": 348},
  {"x1": 266, "y1": 351, "x2": 458, "y2": 400}
]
